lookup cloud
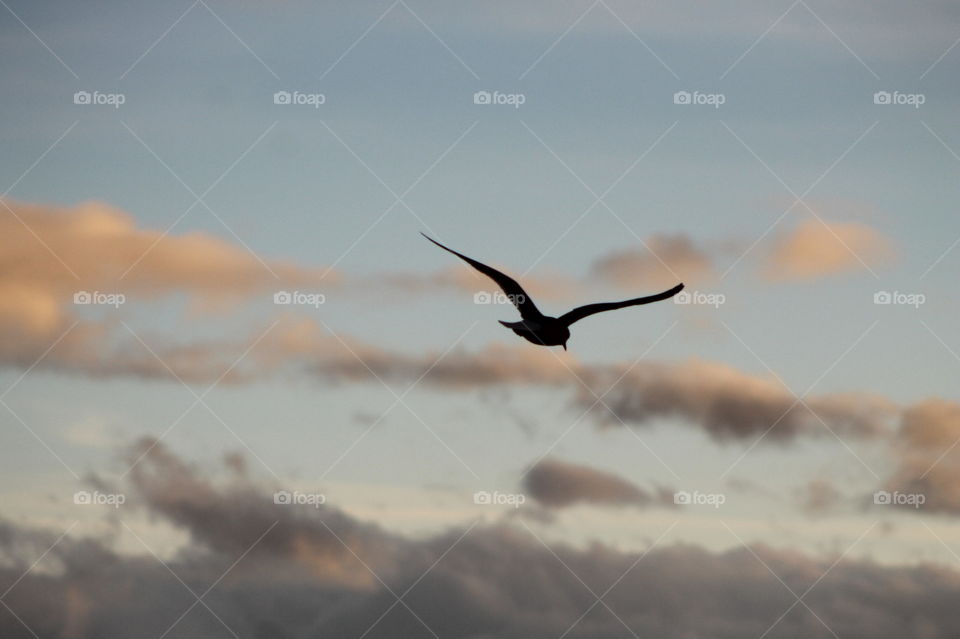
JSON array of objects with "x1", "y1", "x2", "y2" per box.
[
  {"x1": 523, "y1": 457, "x2": 673, "y2": 509},
  {"x1": 3, "y1": 442, "x2": 960, "y2": 638},
  {"x1": 579, "y1": 359, "x2": 897, "y2": 441},
  {"x1": 0, "y1": 199, "x2": 583, "y2": 378},
  {"x1": 299, "y1": 337, "x2": 898, "y2": 443},
  {"x1": 588, "y1": 223, "x2": 896, "y2": 289},
  {"x1": 0, "y1": 198, "x2": 336, "y2": 371},
  {"x1": 763, "y1": 219, "x2": 895, "y2": 281},
  {"x1": 124, "y1": 437, "x2": 401, "y2": 589},
  {"x1": 0, "y1": 198, "x2": 902, "y2": 448},
  {"x1": 34, "y1": 315, "x2": 902, "y2": 445},
  {"x1": 589, "y1": 233, "x2": 717, "y2": 289},
  {"x1": 797, "y1": 479, "x2": 844, "y2": 515},
  {"x1": 882, "y1": 399, "x2": 960, "y2": 514},
  {"x1": 0, "y1": 290, "x2": 899, "y2": 445},
  {"x1": 0, "y1": 198, "x2": 333, "y2": 307}
]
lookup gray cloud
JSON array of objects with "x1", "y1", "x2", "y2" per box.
[
  {"x1": 18, "y1": 316, "x2": 897, "y2": 445},
  {"x1": 575, "y1": 359, "x2": 898, "y2": 442},
  {"x1": 524, "y1": 457, "x2": 673, "y2": 509},
  {"x1": 3, "y1": 443, "x2": 960, "y2": 638},
  {"x1": 303, "y1": 341, "x2": 898, "y2": 442},
  {"x1": 123, "y1": 437, "x2": 406, "y2": 590}
]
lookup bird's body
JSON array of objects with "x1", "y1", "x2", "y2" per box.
[
  {"x1": 421, "y1": 233, "x2": 683, "y2": 350},
  {"x1": 498, "y1": 319, "x2": 569, "y2": 347}
]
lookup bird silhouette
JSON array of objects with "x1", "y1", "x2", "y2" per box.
[{"x1": 421, "y1": 233, "x2": 684, "y2": 350}]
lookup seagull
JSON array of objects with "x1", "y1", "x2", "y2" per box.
[{"x1": 421, "y1": 233, "x2": 684, "y2": 350}]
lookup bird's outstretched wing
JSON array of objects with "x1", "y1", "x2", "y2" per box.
[
  {"x1": 420, "y1": 233, "x2": 544, "y2": 320},
  {"x1": 558, "y1": 283, "x2": 684, "y2": 327}
]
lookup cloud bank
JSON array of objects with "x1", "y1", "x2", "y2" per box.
[{"x1": 2, "y1": 441, "x2": 959, "y2": 639}]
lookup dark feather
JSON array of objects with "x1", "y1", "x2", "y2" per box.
[
  {"x1": 558, "y1": 283, "x2": 684, "y2": 327},
  {"x1": 420, "y1": 233, "x2": 544, "y2": 320}
]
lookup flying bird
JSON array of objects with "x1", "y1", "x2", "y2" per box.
[{"x1": 421, "y1": 233, "x2": 683, "y2": 350}]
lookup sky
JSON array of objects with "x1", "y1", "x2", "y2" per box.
[{"x1": 2, "y1": 1, "x2": 960, "y2": 637}]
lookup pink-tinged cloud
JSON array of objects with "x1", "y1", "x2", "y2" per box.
[
  {"x1": 589, "y1": 233, "x2": 716, "y2": 289},
  {"x1": 0, "y1": 198, "x2": 334, "y2": 303},
  {"x1": 763, "y1": 219, "x2": 895, "y2": 281},
  {"x1": 0, "y1": 199, "x2": 336, "y2": 367},
  {"x1": 881, "y1": 399, "x2": 960, "y2": 514}
]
